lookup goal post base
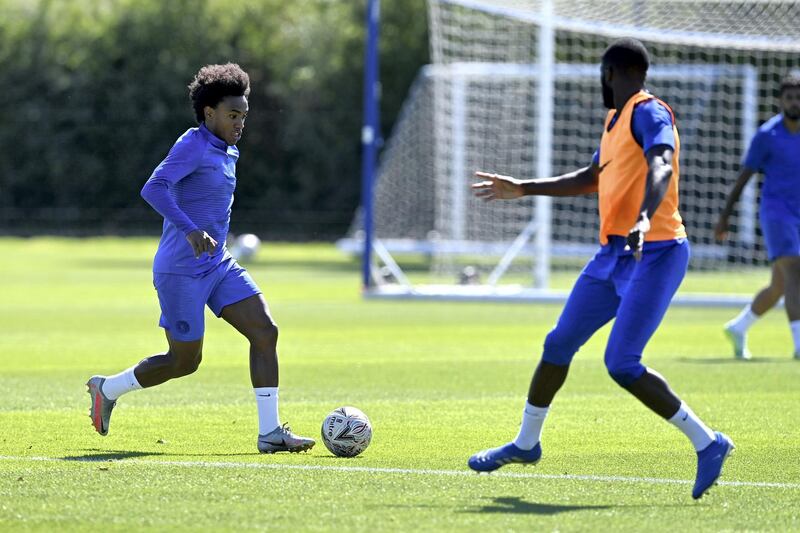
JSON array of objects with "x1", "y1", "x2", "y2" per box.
[{"x1": 363, "y1": 284, "x2": 756, "y2": 308}]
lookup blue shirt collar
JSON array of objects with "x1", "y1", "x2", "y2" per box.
[{"x1": 199, "y1": 123, "x2": 230, "y2": 149}]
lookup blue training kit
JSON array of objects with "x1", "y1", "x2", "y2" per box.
[
  {"x1": 141, "y1": 124, "x2": 261, "y2": 340},
  {"x1": 743, "y1": 114, "x2": 800, "y2": 260},
  {"x1": 542, "y1": 237, "x2": 689, "y2": 386},
  {"x1": 154, "y1": 256, "x2": 260, "y2": 342}
]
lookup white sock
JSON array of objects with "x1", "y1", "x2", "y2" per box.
[
  {"x1": 668, "y1": 403, "x2": 715, "y2": 452},
  {"x1": 790, "y1": 321, "x2": 800, "y2": 353},
  {"x1": 255, "y1": 387, "x2": 280, "y2": 435},
  {"x1": 101, "y1": 367, "x2": 142, "y2": 400},
  {"x1": 513, "y1": 402, "x2": 549, "y2": 450},
  {"x1": 727, "y1": 304, "x2": 758, "y2": 333}
]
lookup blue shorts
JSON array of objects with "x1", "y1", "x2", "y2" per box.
[
  {"x1": 154, "y1": 256, "x2": 261, "y2": 341},
  {"x1": 761, "y1": 215, "x2": 800, "y2": 261},
  {"x1": 542, "y1": 238, "x2": 689, "y2": 386}
]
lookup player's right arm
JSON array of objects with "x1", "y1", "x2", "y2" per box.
[
  {"x1": 472, "y1": 161, "x2": 599, "y2": 201},
  {"x1": 716, "y1": 127, "x2": 768, "y2": 241},
  {"x1": 141, "y1": 133, "x2": 217, "y2": 257},
  {"x1": 714, "y1": 166, "x2": 757, "y2": 241}
]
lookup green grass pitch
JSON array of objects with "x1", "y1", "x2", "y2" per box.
[{"x1": 1, "y1": 238, "x2": 798, "y2": 531}]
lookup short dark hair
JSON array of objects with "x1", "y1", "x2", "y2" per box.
[
  {"x1": 188, "y1": 63, "x2": 250, "y2": 123},
  {"x1": 780, "y1": 75, "x2": 800, "y2": 96},
  {"x1": 602, "y1": 38, "x2": 650, "y2": 77}
]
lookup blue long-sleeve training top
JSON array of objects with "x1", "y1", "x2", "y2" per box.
[{"x1": 141, "y1": 123, "x2": 238, "y2": 276}]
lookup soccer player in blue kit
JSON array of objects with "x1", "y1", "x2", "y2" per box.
[
  {"x1": 86, "y1": 63, "x2": 315, "y2": 454},
  {"x1": 716, "y1": 76, "x2": 800, "y2": 360},
  {"x1": 469, "y1": 39, "x2": 733, "y2": 499}
]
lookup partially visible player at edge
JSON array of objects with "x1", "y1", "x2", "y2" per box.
[
  {"x1": 86, "y1": 63, "x2": 315, "y2": 454},
  {"x1": 469, "y1": 39, "x2": 733, "y2": 499},
  {"x1": 715, "y1": 76, "x2": 800, "y2": 360}
]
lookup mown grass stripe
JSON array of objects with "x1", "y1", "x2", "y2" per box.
[{"x1": 1, "y1": 455, "x2": 797, "y2": 490}]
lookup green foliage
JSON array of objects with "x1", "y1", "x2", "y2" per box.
[{"x1": 0, "y1": 0, "x2": 428, "y2": 235}]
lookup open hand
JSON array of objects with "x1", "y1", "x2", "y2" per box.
[
  {"x1": 186, "y1": 230, "x2": 218, "y2": 258},
  {"x1": 472, "y1": 171, "x2": 524, "y2": 201}
]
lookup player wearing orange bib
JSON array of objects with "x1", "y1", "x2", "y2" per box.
[{"x1": 468, "y1": 38, "x2": 733, "y2": 500}]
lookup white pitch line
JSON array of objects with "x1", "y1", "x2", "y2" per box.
[{"x1": 0, "y1": 456, "x2": 798, "y2": 490}]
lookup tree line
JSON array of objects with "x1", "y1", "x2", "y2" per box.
[{"x1": 0, "y1": 0, "x2": 428, "y2": 238}]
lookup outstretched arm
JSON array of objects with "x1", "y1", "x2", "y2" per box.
[
  {"x1": 472, "y1": 162, "x2": 599, "y2": 200},
  {"x1": 625, "y1": 145, "x2": 674, "y2": 260},
  {"x1": 714, "y1": 167, "x2": 757, "y2": 241}
]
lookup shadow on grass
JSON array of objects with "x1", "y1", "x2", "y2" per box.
[
  {"x1": 314, "y1": 454, "x2": 367, "y2": 461},
  {"x1": 468, "y1": 497, "x2": 612, "y2": 515},
  {"x1": 62, "y1": 449, "x2": 164, "y2": 462},
  {"x1": 676, "y1": 356, "x2": 792, "y2": 364},
  {"x1": 131, "y1": 453, "x2": 264, "y2": 458},
  {"x1": 62, "y1": 449, "x2": 261, "y2": 461}
]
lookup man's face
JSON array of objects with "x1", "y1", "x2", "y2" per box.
[
  {"x1": 600, "y1": 63, "x2": 615, "y2": 109},
  {"x1": 780, "y1": 88, "x2": 800, "y2": 121},
  {"x1": 205, "y1": 95, "x2": 248, "y2": 145}
]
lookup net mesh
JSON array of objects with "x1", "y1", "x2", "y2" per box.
[{"x1": 363, "y1": 0, "x2": 800, "y2": 289}]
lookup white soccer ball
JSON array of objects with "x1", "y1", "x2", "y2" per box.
[
  {"x1": 320, "y1": 406, "x2": 372, "y2": 458},
  {"x1": 230, "y1": 233, "x2": 261, "y2": 261}
]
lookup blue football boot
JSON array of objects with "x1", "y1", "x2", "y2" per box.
[
  {"x1": 468, "y1": 442, "x2": 542, "y2": 473},
  {"x1": 692, "y1": 431, "x2": 735, "y2": 499}
]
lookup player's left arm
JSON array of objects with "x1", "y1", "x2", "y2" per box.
[
  {"x1": 625, "y1": 100, "x2": 677, "y2": 260},
  {"x1": 626, "y1": 145, "x2": 674, "y2": 260}
]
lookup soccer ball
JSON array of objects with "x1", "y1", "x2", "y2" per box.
[
  {"x1": 229, "y1": 233, "x2": 261, "y2": 261},
  {"x1": 320, "y1": 406, "x2": 372, "y2": 457}
]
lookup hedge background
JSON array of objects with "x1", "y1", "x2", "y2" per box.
[{"x1": 0, "y1": 0, "x2": 428, "y2": 238}]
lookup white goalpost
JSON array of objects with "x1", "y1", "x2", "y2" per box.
[{"x1": 343, "y1": 0, "x2": 800, "y2": 305}]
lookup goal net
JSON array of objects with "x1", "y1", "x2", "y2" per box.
[{"x1": 342, "y1": 0, "x2": 800, "y2": 304}]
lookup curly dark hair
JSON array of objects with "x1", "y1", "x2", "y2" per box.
[
  {"x1": 780, "y1": 75, "x2": 800, "y2": 96},
  {"x1": 602, "y1": 38, "x2": 650, "y2": 77},
  {"x1": 188, "y1": 63, "x2": 251, "y2": 123}
]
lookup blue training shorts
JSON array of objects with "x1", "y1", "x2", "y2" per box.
[
  {"x1": 541, "y1": 238, "x2": 689, "y2": 386},
  {"x1": 153, "y1": 256, "x2": 262, "y2": 342},
  {"x1": 761, "y1": 214, "x2": 800, "y2": 262}
]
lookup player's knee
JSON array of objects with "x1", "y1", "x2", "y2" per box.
[
  {"x1": 249, "y1": 321, "x2": 278, "y2": 350},
  {"x1": 170, "y1": 348, "x2": 202, "y2": 377},
  {"x1": 542, "y1": 328, "x2": 579, "y2": 365},
  {"x1": 176, "y1": 353, "x2": 202, "y2": 376},
  {"x1": 778, "y1": 258, "x2": 800, "y2": 281},
  {"x1": 604, "y1": 353, "x2": 645, "y2": 387}
]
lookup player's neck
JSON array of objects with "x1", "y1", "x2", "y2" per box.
[
  {"x1": 783, "y1": 115, "x2": 800, "y2": 134},
  {"x1": 613, "y1": 84, "x2": 644, "y2": 111}
]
